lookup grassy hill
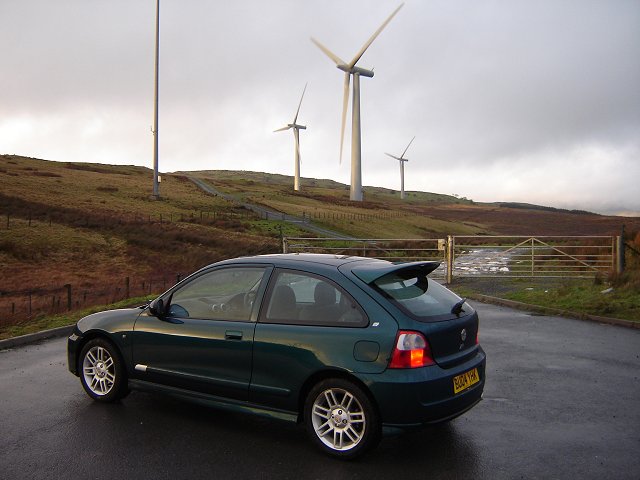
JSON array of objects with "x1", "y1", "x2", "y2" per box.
[
  {"x1": 188, "y1": 170, "x2": 637, "y2": 238},
  {"x1": 1, "y1": 154, "x2": 639, "y2": 335},
  {"x1": 0, "y1": 156, "x2": 282, "y2": 308}
]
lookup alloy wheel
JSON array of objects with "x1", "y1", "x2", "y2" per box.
[
  {"x1": 310, "y1": 387, "x2": 367, "y2": 451},
  {"x1": 82, "y1": 346, "x2": 116, "y2": 396}
]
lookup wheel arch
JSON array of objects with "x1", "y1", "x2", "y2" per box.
[
  {"x1": 74, "y1": 330, "x2": 125, "y2": 373},
  {"x1": 296, "y1": 369, "x2": 379, "y2": 423}
]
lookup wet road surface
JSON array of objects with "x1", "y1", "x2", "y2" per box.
[{"x1": 1, "y1": 303, "x2": 639, "y2": 479}]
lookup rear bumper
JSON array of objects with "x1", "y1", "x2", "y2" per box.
[{"x1": 359, "y1": 347, "x2": 486, "y2": 427}]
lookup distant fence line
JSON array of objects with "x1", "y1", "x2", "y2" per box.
[
  {"x1": 0, "y1": 209, "x2": 259, "y2": 229},
  {"x1": 1, "y1": 208, "x2": 416, "y2": 230},
  {"x1": 300, "y1": 210, "x2": 409, "y2": 222},
  {"x1": 0, "y1": 275, "x2": 183, "y2": 328}
]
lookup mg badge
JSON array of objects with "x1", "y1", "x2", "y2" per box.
[{"x1": 460, "y1": 329, "x2": 467, "y2": 342}]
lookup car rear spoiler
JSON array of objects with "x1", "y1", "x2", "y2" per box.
[{"x1": 351, "y1": 261, "x2": 441, "y2": 284}]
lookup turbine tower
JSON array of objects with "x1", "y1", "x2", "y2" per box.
[
  {"x1": 312, "y1": 3, "x2": 404, "y2": 201},
  {"x1": 274, "y1": 84, "x2": 308, "y2": 191},
  {"x1": 385, "y1": 136, "x2": 415, "y2": 200}
]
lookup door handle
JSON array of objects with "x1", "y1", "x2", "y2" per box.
[{"x1": 225, "y1": 330, "x2": 243, "y2": 340}]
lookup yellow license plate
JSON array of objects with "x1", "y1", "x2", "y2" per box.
[{"x1": 453, "y1": 368, "x2": 480, "y2": 394}]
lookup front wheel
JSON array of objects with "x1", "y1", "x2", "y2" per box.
[
  {"x1": 304, "y1": 378, "x2": 381, "y2": 459},
  {"x1": 78, "y1": 338, "x2": 128, "y2": 402}
]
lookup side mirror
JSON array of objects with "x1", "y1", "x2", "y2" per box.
[{"x1": 149, "y1": 298, "x2": 165, "y2": 318}]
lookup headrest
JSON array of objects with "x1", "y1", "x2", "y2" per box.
[{"x1": 314, "y1": 282, "x2": 335, "y2": 306}]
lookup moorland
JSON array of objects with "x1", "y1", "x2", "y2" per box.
[{"x1": 1, "y1": 154, "x2": 638, "y2": 335}]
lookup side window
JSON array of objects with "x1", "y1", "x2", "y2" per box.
[
  {"x1": 168, "y1": 267, "x2": 266, "y2": 321},
  {"x1": 262, "y1": 270, "x2": 367, "y2": 327}
]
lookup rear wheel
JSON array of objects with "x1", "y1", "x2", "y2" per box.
[
  {"x1": 304, "y1": 378, "x2": 381, "y2": 459},
  {"x1": 78, "y1": 338, "x2": 128, "y2": 402}
]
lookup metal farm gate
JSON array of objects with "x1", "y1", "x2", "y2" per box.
[
  {"x1": 448, "y1": 235, "x2": 616, "y2": 282},
  {"x1": 282, "y1": 235, "x2": 619, "y2": 283}
]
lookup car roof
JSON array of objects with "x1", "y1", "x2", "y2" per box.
[
  {"x1": 218, "y1": 253, "x2": 386, "y2": 268},
  {"x1": 213, "y1": 254, "x2": 441, "y2": 282}
]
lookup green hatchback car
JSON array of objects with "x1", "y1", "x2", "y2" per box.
[{"x1": 68, "y1": 254, "x2": 485, "y2": 458}]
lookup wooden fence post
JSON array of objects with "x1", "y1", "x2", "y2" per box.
[
  {"x1": 616, "y1": 235, "x2": 625, "y2": 274},
  {"x1": 446, "y1": 236, "x2": 454, "y2": 284},
  {"x1": 65, "y1": 284, "x2": 72, "y2": 311},
  {"x1": 281, "y1": 227, "x2": 287, "y2": 253}
]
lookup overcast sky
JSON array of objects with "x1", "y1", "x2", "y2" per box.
[{"x1": 1, "y1": 0, "x2": 639, "y2": 215}]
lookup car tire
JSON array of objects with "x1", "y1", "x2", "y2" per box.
[
  {"x1": 304, "y1": 378, "x2": 381, "y2": 459},
  {"x1": 78, "y1": 338, "x2": 129, "y2": 403}
]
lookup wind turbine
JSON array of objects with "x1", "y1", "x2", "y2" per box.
[
  {"x1": 312, "y1": 3, "x2": 404, "y2": 202},
  {"x1": 385, "y1": 136, "x2": 415, "y2": 200},
  {"x1": 274, "y1": 84, "x2": 308, "y2": 191}
]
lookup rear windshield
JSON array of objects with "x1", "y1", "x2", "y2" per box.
[{"x1": 372, "y1": 272, "x2": 472, "y2": 321}]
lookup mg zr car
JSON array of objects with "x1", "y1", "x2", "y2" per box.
[{"x1": 68, "y1": 254, "x2": 486, "y2": 458}]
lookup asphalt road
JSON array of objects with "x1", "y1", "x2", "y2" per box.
[{"x1": 1, "y1": 303, "x2": 639, "y2": 479}]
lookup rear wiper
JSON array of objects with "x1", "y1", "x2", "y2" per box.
[{"x1": 451, "y1": 298, "x2": 467, "y2": 315}]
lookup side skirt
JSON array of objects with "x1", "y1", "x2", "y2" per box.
[{"x1": 127, "y1": 379, "x2": 299, "y2": 423}]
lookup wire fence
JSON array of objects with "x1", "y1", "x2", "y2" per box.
[
  {"x1": 283, "y1": 236, "x2": 446, "y2": 273},
  {"x1": 1, "y1": 209, "x2": 259, "y2": 230},
  {"x1": 299, "y1": 210, "x2": 410, "y2": 222},
  {"x1": 0, "y1": 275, "x2": 184, "y2": 329}
]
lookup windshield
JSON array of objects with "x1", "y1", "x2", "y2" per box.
[{"x1": 373, "y1": 272, "x2": 473, "y2": 321}]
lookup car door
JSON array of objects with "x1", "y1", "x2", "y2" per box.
[
  {"x1": 132, "y1": 265, "x2": 271, "y2": 401},
  {"x1": 250, "y1": 268, "x2": 380, "y2": 412}
]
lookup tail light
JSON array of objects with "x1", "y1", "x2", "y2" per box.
[{"x1": 389, "y1": 331, "x2": 435, "y2": 369}]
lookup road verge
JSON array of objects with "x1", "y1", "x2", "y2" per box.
[
  {"x1": 467, "y1": 293, "x2": 639, "y2": 329},
  {"x1": 0, "y1": 325, "x2": 74, "y2": 350}
]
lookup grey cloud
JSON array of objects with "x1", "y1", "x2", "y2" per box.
[{"x1": 1, "y1": 0, "x2": 638, "y2": 213}]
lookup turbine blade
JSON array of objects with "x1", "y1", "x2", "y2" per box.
[
  {"x1": 293, "y1": 83, "x2": 307, "y2": 124},
  {"x1": 311, "y1": 37, "x2": 345, "y2": 66},
  {"x1": 274, "y1": 125, "x2": 291, "y2": 132},
  {"x1": 349, "y1": 3, "x2": 404, "y2": 68},
  {"x1": 339, "y1": 73, "x2": 351, "y2": 164},
  {"x1": 385, "y1": 152, "x2": 401, "y2": 160},
  {"x1": 401, "y1": 136, "x2": 415, "y2": 158}
]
